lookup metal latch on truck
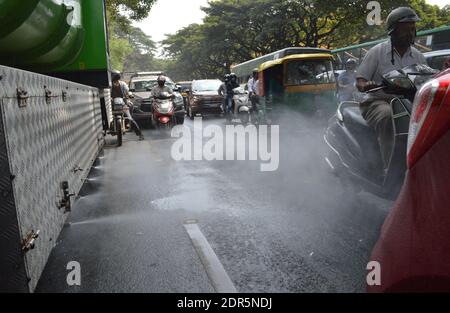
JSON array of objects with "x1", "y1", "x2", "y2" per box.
[
  {"x1": 22, "y1": 230, "x2": 40, "y2": 254},
  {"x1": 59, "y1": 181, "x2": 75, "y2": 213}
]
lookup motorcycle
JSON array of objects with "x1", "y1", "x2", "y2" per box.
[
  {"x1": 110, "y1": 97, "x2": 126, "y2": 147},
  {"x1": 151, "y1": 92, "x2": 176, "y2": 129},
  {"x1": 324, "y1": 64, "x2": 438, "y2": 200}
]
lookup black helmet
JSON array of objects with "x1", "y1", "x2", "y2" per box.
[
  {"x1": 157, "y1": 75, "x2": 166, "y2": 83},
  {"x1": 387, "y1": 7, "x2": 421, "y2": 35},
  {"x1": 230, "y1": 73, "x2": 237, "y2": 80},
  {"x1": 346, "y1": 58, "x2": 357, "y2": 66},
  {"x1": 111, "y1": 70, "x2": 121, "y2": 82}
]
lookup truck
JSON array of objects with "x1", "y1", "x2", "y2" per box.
[{"x1": 0, "y1": 0, "x2": 111, "y2": 292}]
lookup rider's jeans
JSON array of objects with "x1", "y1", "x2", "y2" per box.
[
  {"x1": 226, "y1": 95, "x2": 233, "y2": 113},
  {"x1": 124, "y1": 109, "x2": 143, "y2": 137},
  {"x1": 250, "y1": 94, "x2": 259, "y2": 111},
  {"x1": 360, "y1": 100, "x2": 394, "y2": 170}
]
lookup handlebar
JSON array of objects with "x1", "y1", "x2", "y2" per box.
[
  {"x1": 366, "y1": 85, "x2": 385, "y2": 93},
  {"x1": 153, "y1": 95, "x2": 174, "y2": 100}
]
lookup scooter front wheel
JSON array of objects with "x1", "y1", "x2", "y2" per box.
[{"x1": 239, "y1": 112, "x2": 250, "y2": 125}]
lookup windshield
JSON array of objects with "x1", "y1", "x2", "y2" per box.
[
  {"x1": 192, "y1": 80, "x2": 222, "y2": 92},
  {"x1": 178, "y1": 83, "x2": 192, "y2": 90},
  {"x1": 286, "y1": 59, "x2": 335, "y2": 86},
  {"x1": 130, "y1": 80, "x2": 176, "y2": 91}
]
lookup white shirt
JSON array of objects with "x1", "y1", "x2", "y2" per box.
[
  {"x1": 357, "y1": 40, "x2": 426, "y2": 83},
  {"x1": 247, "y1": 78, "x2": 256, "y2": 94},
  {"x1": 254, "y1": 79, "x2": 261, "y2": 96}
]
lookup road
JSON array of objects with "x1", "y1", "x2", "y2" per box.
[{"x1": 36, "y1": 112, "x2": 392, "y2": 293}]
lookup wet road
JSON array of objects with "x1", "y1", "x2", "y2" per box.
[{"x1": 36, "y1": 113, "x2": 392, "y2": 293}]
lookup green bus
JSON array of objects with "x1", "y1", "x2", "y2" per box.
[{"x1": 332, "y1": 25, "x2": 450, "y2": 69}]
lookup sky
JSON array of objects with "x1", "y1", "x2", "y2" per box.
[
  {"x1": 135, "y1": 0, "x2": 449, "y2": 55},
  {"x1": 134, "y1": 0, "x2": 209, "y2": 55}
]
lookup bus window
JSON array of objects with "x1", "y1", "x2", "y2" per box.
[{"x1": 286, "y1": 60, "x2": 335, "y2": 86}]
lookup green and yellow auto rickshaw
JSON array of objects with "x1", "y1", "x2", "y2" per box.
[{"x1": 257, "y1": 53, "x2": 338, "y2": 117}]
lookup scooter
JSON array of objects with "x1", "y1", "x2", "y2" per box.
[
  {"x1": 151, "y1": 92, "x2": 176, "y2": 130},
  {"x1": 233, "y1": 87, "x2": 252, "y2": 124},
  {"x1": 324, "y1": 64, "x2": 438, "y2": 200}
]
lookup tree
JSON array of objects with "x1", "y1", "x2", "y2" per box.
[
  {"x1": 105, "y1": 0, "x2": 159, "y2": 72},
  {"x1": 162, "y1": 0, "x2": 449, "y2": 80},
  {"x1": 106, "y1": 0, "x2": 157, "y2": 21}
]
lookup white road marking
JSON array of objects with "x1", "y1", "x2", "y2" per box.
[{"x1": 184, "y1": 222, "x2": 237, "y2": 293}]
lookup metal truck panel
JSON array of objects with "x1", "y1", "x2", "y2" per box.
[{"x1": 0, "y1": 65, "x2": 104, "y2": 292}]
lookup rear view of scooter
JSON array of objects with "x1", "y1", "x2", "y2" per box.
[
  {"x1": 324, "y1": 64, "x2": 438, "y2": 200},
  {"x1": 233, "y1": 87, "x2": 252, "y2": 124}
]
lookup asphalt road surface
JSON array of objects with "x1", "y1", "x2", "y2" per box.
[{"x1": 36, "y1": 112, "x2": 392, "y2": 293}]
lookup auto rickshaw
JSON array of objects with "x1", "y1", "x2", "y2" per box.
[{"x1": 257, "y1": 53, "x2": 338, "y2": 118}]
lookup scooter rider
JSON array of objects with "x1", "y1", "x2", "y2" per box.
[
  {"x1": 151, "y1": 75, "x2": 174, "y2": 99},
  {"x1": 219, "y1": 73, "x2": 240, "y2": 118},
  {"x1": 219, "y1": 74, "x2": 230, "y2": 114},
  {"x1": 111, "y1": 71, "x2": 144, "y2": 141},
  {"x1": 338, "y1": 59, "x2": 358, "y2": 102},
  {"x1": 356, "y1": 7, "x2": 426, "y2": 171}
]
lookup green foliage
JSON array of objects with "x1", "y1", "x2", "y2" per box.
[
  {"x1": 106, "y1": 0, "x2": 159, "y2": 73},
  {"x1": 162, "y1": 0, "x2": 449, "y2": 81},
  {"x1": 110, "y1": 37, "x2": 133, "y2": 72},
  {"x1": 106, "y1": 0, "x2": 157, "y2": 21}
]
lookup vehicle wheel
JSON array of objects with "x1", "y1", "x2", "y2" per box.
[
  {"x1": 116, "y1": 118, "x2": 123, "y2": 147},
  {"x1": 149, "y1": 115, "x2": 156, "y2": 129},
  {"x1": 327, "y1": 151, "x2": 362, "y2": 194},
  {"x1": 176, "y1": 114, "x2": 185, "y2": 125},
  {"x1": 189, "y1": 106, "x2": 195, "y2": 120},
  {"x1": 240, "y1": 112, "x2": 249, "y2": 125}
]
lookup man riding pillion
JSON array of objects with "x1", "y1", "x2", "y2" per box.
[
  {"x1": 111, "y1": 71, "x2": 144, "y2": 141},
  {"x1": 338, "y1": 59, "x2": 358, "y2": 102},
  {"x1": 356, "y1": 7, "x2": 426, "y2": 173}
]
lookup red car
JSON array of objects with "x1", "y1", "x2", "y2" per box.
[{"x1": 369, "y1": 69, "x2": 450, "y2": 293}]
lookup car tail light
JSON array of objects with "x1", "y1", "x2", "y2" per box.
[{"x1": 407, "y1": 73, "x2": 450, "y2": 168}]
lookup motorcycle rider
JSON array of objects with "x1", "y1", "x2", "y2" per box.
[
  {"x1": 356, "y1": 7, "x2": 426, "y2": 172},
  {"x1": 337, "y1": 58, "x2": 358, "y2": 102},
  {"x1": 218, "y1": 74, "x2": 230, "y2": 114},
  {"x1": 111, "y1": 71, "x2": 144, "y2": 141},
  {"x1": 219, "y1": 73, "x2": 240, "y2": 119},
  {"x1": 151, "y1": 75, "x2": 174, "y2": 99}
]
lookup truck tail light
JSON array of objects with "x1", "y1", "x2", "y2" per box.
[{"x1": 407, "y1": 73, "x2": 450, "y2": 168}]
